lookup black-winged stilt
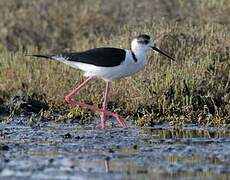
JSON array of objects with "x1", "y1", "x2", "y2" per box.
[{"x1": 30, "y1": 34, "x2": 174, "y2": 129}]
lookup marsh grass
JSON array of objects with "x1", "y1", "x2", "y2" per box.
[{"x1": 0, "y1": 0, "x2": 230, "y2": 126}]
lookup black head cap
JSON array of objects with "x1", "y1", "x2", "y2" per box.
[{"x1": 137, "y1": 34, "x2": 151, "y2": 45}]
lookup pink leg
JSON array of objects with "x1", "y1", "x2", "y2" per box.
[
  {"x1": 65, "y1": 77, "x2": 127, "y2": 128},
  {"x1": 65, "y1": 76, "x2": 94, "y2": 103},
  {"x1": 100, "y1": 81, "x2": 127, "y2": 128},
  {"x1": 101, "y1": 81, "x2": 110, "y2": 128}
]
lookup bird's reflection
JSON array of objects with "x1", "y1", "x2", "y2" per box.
[{"x1": 104, "y1": 157, "x2": 111, "y2": 173}]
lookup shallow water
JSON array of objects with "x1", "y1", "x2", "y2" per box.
[{"x1": 0, "y1": 117, "x2": 229, "y2": 180}]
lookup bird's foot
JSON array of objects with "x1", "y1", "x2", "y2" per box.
[
  {"x1": 101, "y1": 111, "x2": 127, "y2": 128},
  {"x1": 65, "y1": 97, "x2": 127, "y2": 129},
  {"x1": 112, "y1": 112, "x2": 127, "y2": 128}
]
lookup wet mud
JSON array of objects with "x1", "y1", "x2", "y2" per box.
[{"x1": 0, "y1": 117, "x2": 229, "y2": 180}]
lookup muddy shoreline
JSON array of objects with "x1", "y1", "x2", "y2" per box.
[{"x1": 0, "y1": 116, "x2": 229, "y2": 180}]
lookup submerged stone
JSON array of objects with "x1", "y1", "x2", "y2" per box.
[{"x1": 0, "y1": 144, "x2": 9, "y2": 151}]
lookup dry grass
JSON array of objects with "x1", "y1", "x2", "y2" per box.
[{"x1": 0, "y1": 0, "x2": 230, "y2": 126}]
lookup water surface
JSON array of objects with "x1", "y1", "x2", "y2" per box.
[{"x1": 0, "y1": 117, "x2": 229, "y2": 180}]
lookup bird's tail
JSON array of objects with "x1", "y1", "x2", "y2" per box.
[{"x1": 26, "y1": 54, "x2": 53, "y2": 59}]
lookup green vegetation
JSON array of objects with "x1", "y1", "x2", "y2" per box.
[{"x1": 0, "y1": 0, "x2": 229, "y2": 127}]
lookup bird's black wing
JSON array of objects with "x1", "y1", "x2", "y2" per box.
[
  {"x1": 30, "y1": 48, "x2": 126, "y2": 67},
  {"x1": 59, "y1": 47, "x2": 126, "y2": 67}
]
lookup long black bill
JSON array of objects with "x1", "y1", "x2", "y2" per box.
[{"x1": 151, "y1": 46, "x2": 175, "y2": 61}]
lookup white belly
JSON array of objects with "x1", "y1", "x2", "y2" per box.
[{"x1": 66, "y1": 61, "x2": 144, "y2": 81}]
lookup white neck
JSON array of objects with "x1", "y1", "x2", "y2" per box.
[{"x1": 131, "y1": 39, "x2": 148, "y2": 61}]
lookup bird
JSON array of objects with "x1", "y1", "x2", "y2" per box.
[{"x1": 30, "y1": 34, "x2": 175, "y2": 129}]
